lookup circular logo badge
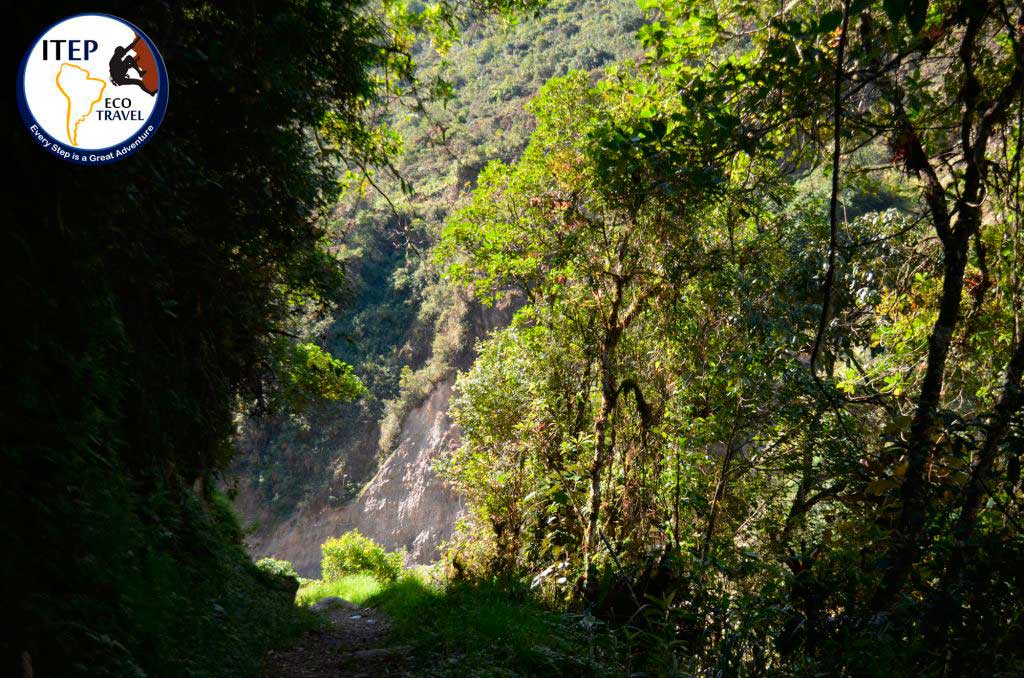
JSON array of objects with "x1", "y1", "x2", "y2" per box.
[{"x1": 16, "y1": 14, "x2": 169, "y2": 165}]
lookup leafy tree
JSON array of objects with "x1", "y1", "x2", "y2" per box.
[
  {"x1": 441, "y1": 68, "x2": 737, "y2": 581},
  {"x1": 439, "y1": 0, "x2": 1024, "y2": 673}
]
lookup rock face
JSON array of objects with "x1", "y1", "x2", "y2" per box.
[
  {"x1": 349, "y1": 378, "x2": 464, "y2": 560},
  {"x1": 234, "y1": 298, "x2": 517, "y2": 578},
  {"x1": 240, "y1": 376, "x2": 464, "y2": 577}
]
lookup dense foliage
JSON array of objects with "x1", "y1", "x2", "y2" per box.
[
  {"x1": 321, "y1": 530, "x2": 405, "y2": 582},
  {"x1": 438, "y1": 0, "x2": 1024, "y2": 673},
  {"x1": 256, "y1": 557, "x2": 302, "y2": 583},
  {"x1": 3, "y1": 0, "x2": 529, "y2": 675}
]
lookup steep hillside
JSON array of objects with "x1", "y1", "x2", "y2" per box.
[
  {"x1": 229, "y1": 0, "x2": 646, "y2": 574},
  {"x1": 241, "y1": 378, "x2": 461, "y2": 574},
  {"x1": 235, "y1": 299, "x2": 516, "y2": 573}
]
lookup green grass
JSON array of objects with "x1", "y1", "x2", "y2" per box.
[
  {"x1": 299, "y1": 570, "x2": 618, "y2": 675},
  {"x1": 292, "y1": 573, "x2": 618, "y2": 675},
  {"x1": 385, "y1": 578, "x2": 622, "y2": 675},
  {"x1": 296, "y1": 573, "x2": 384, "y2": 607}
]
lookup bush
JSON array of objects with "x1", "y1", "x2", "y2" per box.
[
  {"x1": 321, "y1": 530, "x2": 404, "y2": 583},
  {"x1": 256, "y1": 557, "x2": 300, "y2": 581}
]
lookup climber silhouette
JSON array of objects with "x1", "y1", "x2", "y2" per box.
[{"x1": 109, "y1": 37, "x2": 156, "y2": 95}]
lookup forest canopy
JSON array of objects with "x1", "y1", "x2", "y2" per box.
[{"x1": 436, "y1": 0, "x2": 1024, "y2": 673}]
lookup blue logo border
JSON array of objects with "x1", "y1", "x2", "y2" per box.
[{"x1": 16, "y1": 13, "x2": 169, "y2": 165}]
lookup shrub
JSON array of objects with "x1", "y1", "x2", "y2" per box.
[
  {"x1": 321, "y1": 530, "x2": 404, "y2": 583},
  {"x1": 256, "y1": 557, "x2": 300, "y2": 581},
  {"x1": 254, "y1": 557, "x2": 301, "y2": 601}
]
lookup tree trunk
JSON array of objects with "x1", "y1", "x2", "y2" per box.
[
  {"x1": 700, "y1": 432, "x2": 738, "y2": 563},
  {"x1": 777, "y1": 411, "x2": 825, "y2": 551},
  {"x1": 875, "y1": 233, "x2": 969, "y2": 606},
  {"x1": 583, "y1": 332, "x2": 618, "y2": 585},
  {"x1": 872, "y1": 1, "x2": 1024, "y2": 606},
  {"x1": 943, "y1": 335, "x2": 1024, "y2": 588}
]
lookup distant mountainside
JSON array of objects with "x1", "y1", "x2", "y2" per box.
[{"x1": 228, "y1": 0, "x2": 647, "y2": 575}]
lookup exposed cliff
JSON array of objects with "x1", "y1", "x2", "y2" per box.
[
  {"x1": 235, "y1": 378, "x2": 459, "y2": 575},
  {"x1": 234, "y1": 297, "x2": 516, "y2": 576}
]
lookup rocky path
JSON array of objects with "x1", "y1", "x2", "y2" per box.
[{"x1": 261, "y1": 598, "x2": 412, "y2": 677}]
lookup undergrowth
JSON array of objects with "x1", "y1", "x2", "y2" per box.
[{"x1": 299, "y1": 572, "x2": 622, "y2": 676}]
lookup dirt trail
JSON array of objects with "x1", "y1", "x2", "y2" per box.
[{"x1": 262, "y1": 598, "x2": 411, "y2": 677}]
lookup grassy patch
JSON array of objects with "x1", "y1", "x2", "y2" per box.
[
  {"x1": 376, "y1": 576, "x2": 616, "y2": 675},
  {"x1": 296, "y1": 573, "x2": 384, "y2": 607},
  {"x1": 297, "y1": 571, "x2": 621, "y2": 675}
]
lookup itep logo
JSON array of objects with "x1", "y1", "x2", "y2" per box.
[{"x1": 16, "y1": 14, "x2": 169, "y2": 165}]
